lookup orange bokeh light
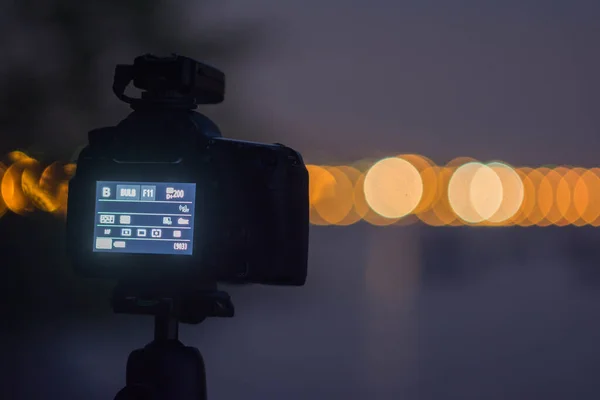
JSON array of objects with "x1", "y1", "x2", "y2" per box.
[
  {"x1": 363, "y1": 157, "x2": 423, "y2": 219},
  {"x1": 1, "y1": 150, "x2": 600, "y2": 229},
  {"x1": 0, "y1": 162, "x2": 7, "y2": 218},
  {"x1": 511, "y1": 168, "x2": 535, "y2": 226},
  {"x1": 577, "y1": 168, "x2": 600, "y2": 226},
  {"x1": 519, "y1": 168, "x2": 547, "y2": 226},
  {"x1": 336, "y1": 165, "x2": 363, "y2": 226},
  {"x1": 306, "y1": 164, "x2": 334, "y2": 225},
  {"x1": 558, "y1": 168, "x2": 584, "y2": 225},
  {"x1": 487, "y1": 162, "x2": 524, "y2": 225},
  {"x1": 429, "y1": 167, "x2": 460, "y2": 226},
  {"x1": 1, "y1": 155, "x2": 38, "y2": 215},
  {"x1": 316, "y1": 166, "x2": 355, "y2": 225},
  {"x1": 354, "y1": 171, "x2": 399, "y2": 226}
]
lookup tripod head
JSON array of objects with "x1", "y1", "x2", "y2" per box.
[
  {"x1": 111, "y1": 281, "x2": 234, "y2": 324},
  {"x1": 112, "y1": 282, "x2": 234, "y2": 400}
]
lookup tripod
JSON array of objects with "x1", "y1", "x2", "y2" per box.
[{"x1": 111, "y1": 282, "x2": 234, "y2": 400}]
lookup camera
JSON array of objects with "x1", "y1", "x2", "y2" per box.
[{"x1": 66, "y1": 54, "x2": 309, "y2": 287}]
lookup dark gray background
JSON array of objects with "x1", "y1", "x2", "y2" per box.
[{"x1": 5, "y1": 1, "x2": 600, "y2": 399}]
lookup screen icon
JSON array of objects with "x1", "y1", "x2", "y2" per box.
[
  {"x1": 177, "y1": 218, "x2": 189, "y2": 225},
  {"x1": 141, "y1": 185, "x2": 156, "y2": 201},
  {"x1": 116, "y1": 184, "x2": 141, "y2": 200},
  {"x1": 163, "y1": 216, "x2": 172, "y2": 225},
  {"x1": 173, "y1": 230, "x2": 182, "y2": 238},
  {"x1": 121, "y1": 228, "x2": 132, "y2": 236},
  {"x1": 95, "y1": 237, "x2": 112, "y2": 249},
  {"x1": 166, "y1": 187, "x2": 184, "y2": 200},
  {"x1": 151, "y1": 229, "x2": 162, "y2": 238},
  {"x1": 113, "y1": 241, "x2": 126, "y2": 248},
  {"x1": 102, "y1": 187, "x2": 111, "y2": 198},
  {"x1": 137, "y1": 228, "x2": 147, "y2": 237},
  {"x1": 119, "y1": 215, "x2": 131, "y2": 224},
  {"x1": 100, "y1": 215, "x2": 115, "y2": 224}
]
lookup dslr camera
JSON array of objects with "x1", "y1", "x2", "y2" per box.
[{"x1": 66, "y1": 54, "x2": 309, "y2": 292}]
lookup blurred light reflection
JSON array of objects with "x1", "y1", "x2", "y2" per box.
[{"x1": 1, "y1": 150, "x2": 599, "y2": 227}]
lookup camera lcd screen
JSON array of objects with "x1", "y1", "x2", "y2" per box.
[{"x1": 93, "y1": 181, "x2": 196, "y2": 255}]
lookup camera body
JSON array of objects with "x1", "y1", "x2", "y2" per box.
[{"x1": 66, "y1": 55, "x2": 309, "y2": 287}]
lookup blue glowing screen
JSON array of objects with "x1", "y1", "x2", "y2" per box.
[{"x1": 93, "y1": 181, "x2": 196, "y2": 255}]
